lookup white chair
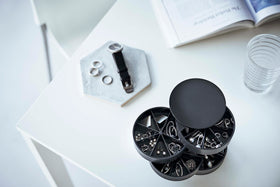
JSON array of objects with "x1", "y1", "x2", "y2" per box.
[{"x1": 30, "y1": 0, "x2": 116, "y2": 80}]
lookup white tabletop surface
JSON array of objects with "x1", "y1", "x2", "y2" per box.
[{"x1": 18, "y1": 0, "x2": 280, "y2": 186}]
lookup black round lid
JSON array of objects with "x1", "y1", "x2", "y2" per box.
[{"x1": 169, "y1": 79, "x2": 226, "y2": 129}]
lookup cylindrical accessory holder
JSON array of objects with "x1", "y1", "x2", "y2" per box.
[{"x1": 132, "y1": 78, "x2": 235, "y2": 181}]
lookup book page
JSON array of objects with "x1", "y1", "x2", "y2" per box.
[
  {"x1": 162, "y1": 0, "x2": 254, "y2": 43},
  {"x1": 245, "y1": 0, "x2": 280, "y2": 24}
]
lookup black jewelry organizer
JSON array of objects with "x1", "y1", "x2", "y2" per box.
[{"x1": 132, "y1": 79, "x2": 235, "y2": 181}]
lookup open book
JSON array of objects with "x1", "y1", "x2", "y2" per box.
[{"x1": 151, "y1": 0, "x2": 280, "y2": 47}]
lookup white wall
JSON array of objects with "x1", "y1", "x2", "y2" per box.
[{"x1": 0, "y1": 0, "x2": 50, "y2": 186}]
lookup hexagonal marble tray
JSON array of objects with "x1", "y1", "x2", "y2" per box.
[{"x1": 80, "y1": 41, "x2": 151, "y2": 106}]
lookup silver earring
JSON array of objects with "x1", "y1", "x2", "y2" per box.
[
  {"x1": 207, "y1": 161, "x2": 213, "y2": 168},
  {"x1": 185, "y1": 159, "x2": 196, "y2": 171},
  {"x1": 161, "y1": 163, "x2": 170, "y2": 174},
  {"x1": 224, "y1": 118, "x2": 230, "y2": 128},
  {"x1": 166, "y1": 121, "x2": 177, "y2": 138},
  {"x1": 189, "y1": 131, "x2": 201, "y2": 143},
  {"x1": 216, "y1": 119, "x2": 224, "y2": 126},
  {"x1": 175, "y1": 162, "x2": 184, "y2": 177},
  {"x1": 141, "y1": 144, "x2": 149, "y2": 152},
  {"x1": 196, "y1": 134, "x2": 204, "y2": 148},
  {"x1": 222, "y1": 132, "x2": 229, "y2": 139},
  {"x1": 168, "y1": 142, "x2": 181, "y2": 154}
]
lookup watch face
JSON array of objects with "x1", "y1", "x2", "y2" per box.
[{"x1": 107, "y1": 42, "x2": 123, "y2": 53}]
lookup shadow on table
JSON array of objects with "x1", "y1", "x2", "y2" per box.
[{"x1": 266, "y1": 79, "x2": 280, "y2": 101}]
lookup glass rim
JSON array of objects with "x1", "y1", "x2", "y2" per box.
[{"x1": 247, "y1": 34, "x2": 280, "y2": 71}]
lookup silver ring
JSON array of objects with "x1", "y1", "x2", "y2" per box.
[
  {"x1": 92, "y1": 60, "x2": 103, "y2": 69},
  {"x1": 89, "y1": 68, "x2": 100, "y2": 77},
  {"x1": 102, "y1": 75, "x2": 113, "y2": 85},
  {"x1": 215, "y1": 132, "x2": 221, "y2": 138},
  {"x1": 107, "y1": 42, "x2": 123, "y2": 53}
]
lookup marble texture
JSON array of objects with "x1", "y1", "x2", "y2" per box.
[{"x1": 80, "y1": 41, "x2": 151, "y2": 106}]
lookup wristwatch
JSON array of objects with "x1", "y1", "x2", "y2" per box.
[{"x1": 108, "y1": 42, "x2": 134, "y2": 93}]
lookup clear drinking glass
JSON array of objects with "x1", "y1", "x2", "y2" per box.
[{"x1": 244, "y1": 34, "x2": 280, "y2": 93}]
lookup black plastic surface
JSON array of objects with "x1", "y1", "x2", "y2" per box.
[
  {"x1": 169, "y1": 79, "x2": 226, "y2": 129},
  {"x1": 197, "y1": 148, "x2": 227, "y2": 175},
  {"x1": 133, "y1": 107, "x2": 185, "y2": 163},
  {"x1": 177, "y1": 107, "x2": 235, "y2": 155},
  {"x1": 150, "y1": 149, "x2": 202, "y2": 181}
]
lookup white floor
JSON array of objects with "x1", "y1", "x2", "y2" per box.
[{"x1": 0, "y1": 0, "x2": 107, "y2": 186}]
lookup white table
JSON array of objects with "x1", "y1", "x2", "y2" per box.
[{"x1": 17, "y1": 0, "x2": 280, "y2": 186}]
